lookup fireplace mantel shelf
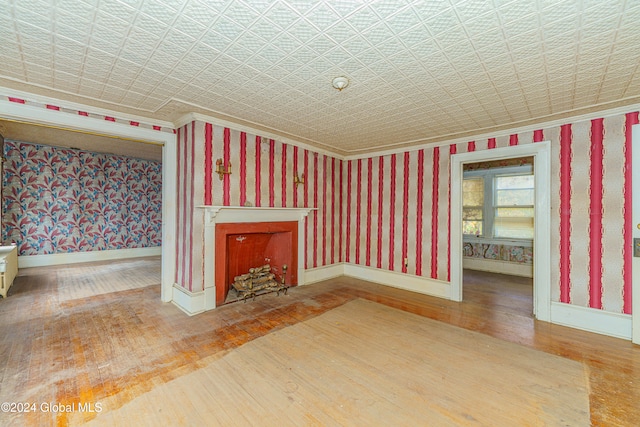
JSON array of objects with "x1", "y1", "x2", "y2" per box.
[{"x1": 197, "y1": 206, "x2": 317, "y2": 225}]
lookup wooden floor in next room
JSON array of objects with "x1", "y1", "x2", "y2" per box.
[{"x1": 0, "y1": 257, "x2": 637, "y2": 426}]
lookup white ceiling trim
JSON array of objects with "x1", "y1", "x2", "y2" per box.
[
  {"x1": 0, "y1": 86, "x2": 175, "y2": 131},
  {"x1": 344, "y1": 101, "x2": 640, "y2": 160},
  {"x1": 3, "y1": 85, "x2": 639, "y2": 163},
  {"x1": 175, "y1": 112, "x2": 344, "y2": 159}
]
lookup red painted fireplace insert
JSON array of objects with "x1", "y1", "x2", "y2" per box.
[{"x1": 214, "y1": 221, "x2": 298, "y2": 305}]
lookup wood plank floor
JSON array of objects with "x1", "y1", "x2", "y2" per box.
[
  {"x1": 0, "y1": 259, "x2": 638, "y2": 426},
  {"x1": 87, "y1": 298, "x2": 590, "y2": 426}
]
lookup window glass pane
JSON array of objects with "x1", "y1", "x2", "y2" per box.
[
  {"x1": 495, "y1": 175, "x2": 534, "y2": 205},
  {"x1": 463, "y1": 207, "x2": 483, "y2": 220},
  {"x1": 463, "y1": 177, "x2": 484, "y2": 206},
  {"x1": 463, "y1": 177, "x2": 484, "y2": 236},
  {"x1": 495, "y1": 207, "x2": 534, "y2": 218},
  {"x1": 463, "y1": 221, "x2": 482, "y2": 236},
  {"x1": 494, "y1": 217, "x2": 534, "y2": 239},
  {"x1": 496, "y1": 189, "x2": 534, "y2": 206},
  {"x1": 495, "y1": 175, "x2": 534, "y2": 189}
]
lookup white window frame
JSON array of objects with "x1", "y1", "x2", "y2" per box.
[
  {"x1": 463, "y1": 164, "x2": 534, "y2": 242},
  {"x1": 493, "y1": 172, "x2": 535, "y2": 239}
]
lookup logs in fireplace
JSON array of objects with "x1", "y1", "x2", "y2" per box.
[{"x1": 230, "y1": 264, "x2": 288, "y2": 302}]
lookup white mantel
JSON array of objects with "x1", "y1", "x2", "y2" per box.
[
  {"x1": 198, "y1": 206, "x2": 316, "y2": 225},
  {"x1": 172, "y1": 206, "x2": 315, "y2": 315}
]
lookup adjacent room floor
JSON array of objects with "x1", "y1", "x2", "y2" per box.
[{"x1": 0, "y1": 259, "x2": 637, "y2": 426}]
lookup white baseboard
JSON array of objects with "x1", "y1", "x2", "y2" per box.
[
  {"x1": 172, "y1": 284, "x2": 217, "y2": 316},
  {"x1": 550, "y1": 301, "x2": 632, "y2": 340},
  {"x1": 293, "y1": 263, "x2": 452, "y2": 300},
  {"x1": 303, "y1": 263, "x2": 345, "y2": 285},
  {"x1": 18, "y1": 246, "x2": 162, "y2": 269},
  {"x1": 344, "y1": 264, "x2": 451, "y2": 299},
  {"x1": 463, "y1": 258, "x2": 533, "y2": 278},
  {"x1": 173, "y1": 262, "x2": 633, "y2": 342}
]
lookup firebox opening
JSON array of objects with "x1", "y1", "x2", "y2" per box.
[
  {"x1": 215, "y1": 221, "x2": 299, "y2": 305},
  {"x1": 227, "y1": 230, "x2": 290, "y2": 278}
]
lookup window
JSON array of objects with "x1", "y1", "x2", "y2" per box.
[
  {"x1": 463, "y1": 165, "x2": 534, "y2": 240},
  {"x1": 463, "y1": 177, "x2": 484, "y2": 236},
  {"x1": 493, "y1": 174, "x2": 534, "y2": 239}
]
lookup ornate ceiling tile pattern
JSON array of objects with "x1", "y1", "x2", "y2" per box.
[{"x1": 1, "y1": 0, "x2": 639, "y2": 155}]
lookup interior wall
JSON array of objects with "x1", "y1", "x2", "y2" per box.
[
  {"x1": 347, "y1": 111, "x2": 639, "y2": 316},
  {"x1": 463, "y1": 241, "x2": 533, "y2": 278},
  {"x1": 2, "y1": 140, "x2": 162, "y2": 255},
  {"x1": 173, "y1": 120, "x2": 342, "y2": 293},
  {"x1": 343, "y1": 151, "x2": 450, "y2": 279}
]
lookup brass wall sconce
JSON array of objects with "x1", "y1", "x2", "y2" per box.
[
  {"x1": 293, "y1": 173, "x2": 305, "y2": 187},
  {"x1": 216, "y1": 158, "x2": 232, "y2": 180}
]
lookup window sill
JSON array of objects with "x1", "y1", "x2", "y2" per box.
[{"x1": 463, "y1": 236, "x2": 533, "y2": 247}]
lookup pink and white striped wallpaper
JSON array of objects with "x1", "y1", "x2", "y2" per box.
[
  {"x1": 174, "y1": 121, "x2": 342, "y2": 293},
  {"x1": 343, "y1": 112, "x2": 637, "y2": 315},
  {"x1": 176, "y1": 111, "x2": 638, "y2": 315},
  {"x1": 12, "y1": 93, "x2": 634, "y2": 317},
  {"x1": 343, "y1": 147, "x2": 451, "y2": 281}
]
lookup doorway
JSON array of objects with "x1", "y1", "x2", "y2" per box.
[
  {"x1": 461, "y1": 157, "x2": 535, "y2": 314},
  {"x1": 0, "y1": 98, "x2": 177, "y2": 303},
  {"x1": 633, "y1": 123, "x2": 640, "y2": 344},
  {"x1": 450, "y1": 142, "x2": 551, "y2": 322}
]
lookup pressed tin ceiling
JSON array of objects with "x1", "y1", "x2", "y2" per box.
[{"x1": 1, "y1": 0, "x2": 639, "y2": 156}]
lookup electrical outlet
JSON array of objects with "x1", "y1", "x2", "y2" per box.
[{"x1": 634, "y1": 238, "x2": 640, "y2": 257}]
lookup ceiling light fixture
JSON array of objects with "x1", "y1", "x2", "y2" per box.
[{"x1": 332, "y1": 76, "x2": 349, "y2": 91}]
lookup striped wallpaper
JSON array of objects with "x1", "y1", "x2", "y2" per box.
[
  {"x1": 174, "y1": 121, "x2": 342, "y2": 292},
  {"x1": 176, "y1": 111, "x2": 638, "y2": 315},
  {"x1": 343, "y1": 112, "x2": 637, "y2": 315}
]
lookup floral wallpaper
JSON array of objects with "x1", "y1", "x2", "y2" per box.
[
  {"x1": 2, "y1": 141, "x2": 162, "y2": 255},
  {"x1": 463, "y1": 241, "x2": 533, "y2": 264},
  {"x1": 462, "y1": 156, "x2": 533, "y2": 171}
]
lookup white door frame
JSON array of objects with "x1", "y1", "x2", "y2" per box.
[
  {"x1": 0, "y1": 95, "x2": 177, "y2": 303},
  {"x1": 632, "y1": 124, "x2": 640, "y2": 344},
  {"x1": 450, "y1": 142, "x2": 552, "y2": 322}
]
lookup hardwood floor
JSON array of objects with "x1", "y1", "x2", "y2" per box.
[{"x1": 0, "y1": 260, "x2": 638, "y2": 426}]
